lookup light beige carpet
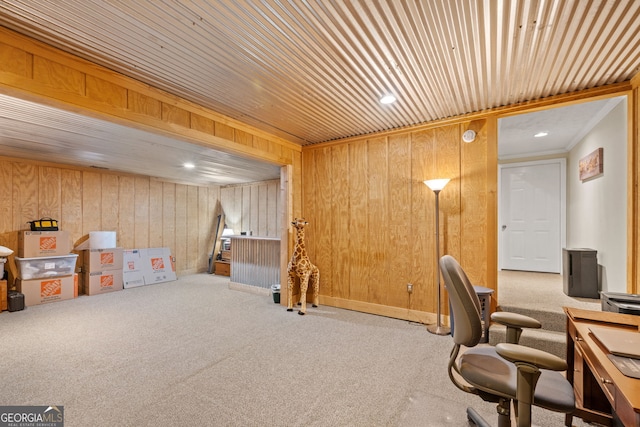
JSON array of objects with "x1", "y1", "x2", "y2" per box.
[
  {"x1": 0, "y1": 273, "x2": 588, "y2": 426},
  {"x1": 498, "y1": 269, "x2": 601, "y2": 313}
]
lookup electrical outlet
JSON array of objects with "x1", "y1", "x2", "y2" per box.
[{"x1": 407, "y1": 283, "x2": 413, "y2": 293}]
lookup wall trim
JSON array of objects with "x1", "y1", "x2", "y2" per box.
[{"x1": 318, "y1": 296, "x2": 439, "y2": 326}]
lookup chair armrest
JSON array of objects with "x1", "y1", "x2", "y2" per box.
[
  {"x1": 495, "y1": 343, "x2": 568, "y2": 371},
  {"x1": 491, "y1": 311, "x2": 541, "y2": 329},
  {"x1": 496, "y1": 343, "x2": 570, "y2": 425},
  {"x1": 491, "y1": 312, "x2": 541, "y2": 344}
]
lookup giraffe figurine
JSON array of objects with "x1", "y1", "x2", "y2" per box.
[{"x1": 287, "y1": 218, "x2": 320, "y2": 315}]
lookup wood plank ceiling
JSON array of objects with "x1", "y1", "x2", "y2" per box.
[{"x1": 0, "y1": 0, "x2": 639, "y2": 183}]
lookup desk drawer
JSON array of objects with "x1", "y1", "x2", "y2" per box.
[{"x1": 577, "y1": 339, "x2": 615, "y2": 403}]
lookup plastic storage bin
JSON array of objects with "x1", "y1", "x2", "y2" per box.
[{"x1": 15, "y1": 254, "x2": 78, "y2": 280}]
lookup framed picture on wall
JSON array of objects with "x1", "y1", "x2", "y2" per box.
[{"x1": 579, "y1": 148, "x2": 603, "y2": 181}]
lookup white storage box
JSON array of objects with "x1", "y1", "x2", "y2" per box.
[
  {"x1": 15, "y1": 254, "x2": 78, "y2": 280},
  {"x1": 74, "y1": 231, "x2": 117, "y2": 250}
]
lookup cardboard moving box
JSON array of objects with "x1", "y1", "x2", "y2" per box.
[
  {"x1": 83, "y1": 248, "x2": 123, "y2": 272},
  {"x1": 123, "y1": 248, "x2": 176, "y2": 288},
  {"x1": 82, "y1": 270, "x2": 123, "y2": 296},
  {"x1": 18, "y1": 230, "x2": 71, "y2": 258},
  {"x1": 17, "y1": 274, "x2": 78, "y2": 306},
  {"x1": 145, "y1": 247, "x2": 177, "y2": 285},
  {"x1": 123, "y1": 249, "x2": 145, "y2": 289}
]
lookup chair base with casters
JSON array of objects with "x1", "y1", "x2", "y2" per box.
[{"x1": 440, "y1": 255, "x2": 575, "y2": 427}]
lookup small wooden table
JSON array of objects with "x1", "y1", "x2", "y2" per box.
[
  {"x1": 214, "y1": 260, "x2": 230, "y2": 276},
  {"x1": 565, "y1": 307, "x2": 640, "y2": 427}
]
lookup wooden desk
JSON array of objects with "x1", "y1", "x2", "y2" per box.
[{"x1": 565, "y1": 307, "x2": 640, "y2": 427}]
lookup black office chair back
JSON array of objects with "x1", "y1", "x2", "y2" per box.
[{"x1": 439, "y1": 255, "x2": 483, "y2": 347}]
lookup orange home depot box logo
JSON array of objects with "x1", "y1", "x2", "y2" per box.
[
  {"x1": 100, "y1": 274, "x2": 114, "y2": 288},
  {"x1": 39, "y1": 236, "x2": 57, "y2": 250},
  {"x1": 41, "y1": 279, "x2": 62, "y2": 298},
  {"x1": 150, "y1": 257, "x2": 165, "y2": 271},
  {"x1": 100, "y1": 252, "x2": 115, "y2": 265}
]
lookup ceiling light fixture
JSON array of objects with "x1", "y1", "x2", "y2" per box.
[
  {"x1": 379, "y1": 94, "x2": 397, "y2": 104},
  {"x1": 534, "y1": 132, "x2": 549, "y2": 138},
  {"x1": 183, "y1": 162, "x2": 195, "y2": 169}
]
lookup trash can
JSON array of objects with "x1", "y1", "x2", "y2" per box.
[
  {"x1": 450, "y1": 285, "x2": 494, "y2": 343},
  {"x1": 562, "y1": 248, "x2": 599, "y2": 298},
  {"x1": 270, "y1": 284, "x2": 281, "y2": 304},
  {"x1": 474, "y1": 286, "x2": 494, "y2": 343}
]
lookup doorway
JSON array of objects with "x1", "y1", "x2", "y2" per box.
[
  {"x1": 499, "y1": 159, "x2": 566, "y2": 273},
  {"x1": 497, "y1": 95, "x2": 628, "y2": 303}
]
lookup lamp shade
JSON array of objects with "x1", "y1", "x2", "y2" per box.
[
  {"x1": 221, "y1": 228, "x2": 235, "y2": 237},
  {"x1": 424, "y1": 179, "x2": 450, "y2": 192}
]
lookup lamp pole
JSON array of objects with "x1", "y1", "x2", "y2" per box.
[{"x1": 424, "y1": 179, "x2": 450, "y2": 336}]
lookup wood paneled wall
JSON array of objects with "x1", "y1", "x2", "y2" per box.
[
  {"x1": 0, "y1": 157, "x2": 220, "y2": 284},
  {"x1": 301, "y1": 119, "x2": 495, "y2": 322},
  {"x1": 220, "y1": 179, "x2": 281, "y2": 238},
  {"x1": 0, "y1": 26, "x2": 302, "y2": 292},
  {"x1": 1, "y1": 24, "x2": 638, "y2": 317}
]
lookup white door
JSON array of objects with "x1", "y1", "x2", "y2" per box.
[{"x1": 500, "y1": 161, "x2": 564, "y2": 273}]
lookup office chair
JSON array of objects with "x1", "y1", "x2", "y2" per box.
[{"x1": 439, "y1": 255, "x2": 575, "y2": 427}]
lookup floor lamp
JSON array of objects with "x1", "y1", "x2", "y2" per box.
[{"x1": 424, "y1": 178, "x2": 450, "y2": 335}]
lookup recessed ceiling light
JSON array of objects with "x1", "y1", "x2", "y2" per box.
[
  {"x1": 183, "y1": 162, "x2": 195, "y2": 169},
  {"x1": 379, "y1": 94, "x2": 397, "y2": 104},
  {"x1": 534, "y1": 132, "x2": 549, "y2": 138}
]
